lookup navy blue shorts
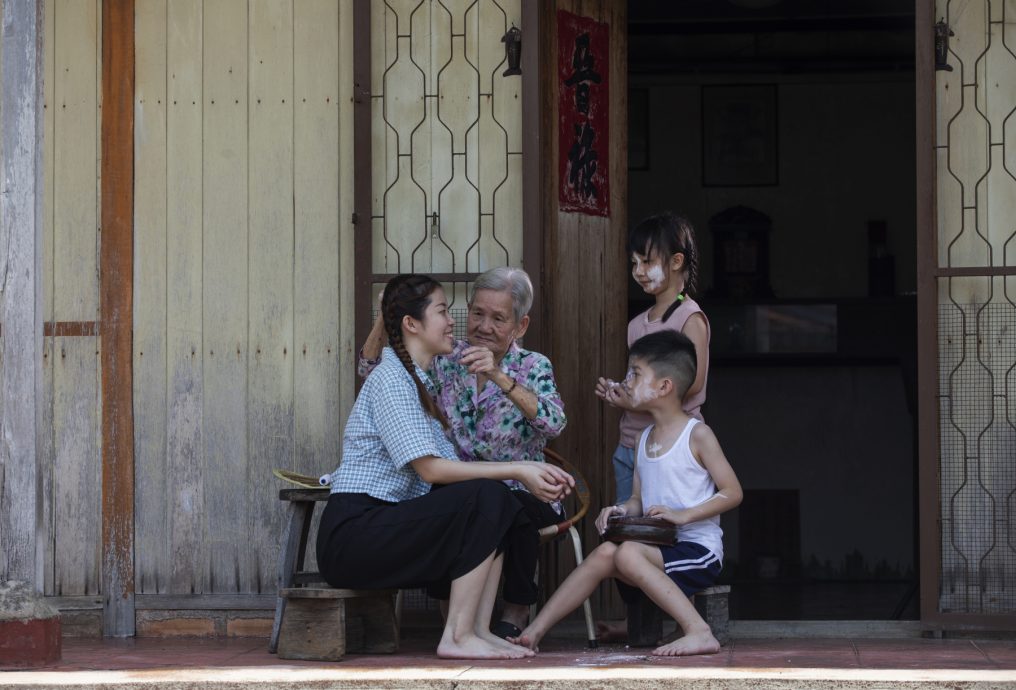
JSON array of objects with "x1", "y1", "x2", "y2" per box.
[
  {"x1": 616, "y1": 541, "x2": 721, "y2": 602},
  {"x1": 659, "y1": 541, "x2": 722, "y2": 596}
]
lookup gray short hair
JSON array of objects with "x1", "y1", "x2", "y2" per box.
[{"x1": 470, "y1": 267, "x2": 533, "y2": 322}]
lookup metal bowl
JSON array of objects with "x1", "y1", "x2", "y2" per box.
[{"x1": 603, "y1": 515, "x2": 677, "y2": 546}]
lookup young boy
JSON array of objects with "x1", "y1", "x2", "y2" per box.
[{"x1": 511, "y1": 330, "x2": 742, "y2": 656}]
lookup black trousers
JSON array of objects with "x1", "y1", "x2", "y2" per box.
[
  {"x1": 426, "y1": 488, "x2": 560, "y2": 606},
  {"x1": 315, "y1": 479, "x2": 530, "y2": 591}
]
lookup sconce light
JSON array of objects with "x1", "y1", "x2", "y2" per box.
[
  {"x1": 935, "y1": 20, "x2": 954, "y2": 72},
  {"x1": 502, "y1": 25, "x2": 521, "y2": 76}
]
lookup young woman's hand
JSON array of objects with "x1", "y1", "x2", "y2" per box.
[
  {"x1": 515, "y1": 462, "x2": 574, "y2": 503},
  {"x1": 595, "y1": 504, "x2": 627, "y2": 535},
  {"x1": 644, "y1": 505, "x2": 686, "y2": 526}
]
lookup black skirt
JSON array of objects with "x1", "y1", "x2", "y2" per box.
[{"x1": 316, "y1": 478, "x2": 529, "y2": 591}]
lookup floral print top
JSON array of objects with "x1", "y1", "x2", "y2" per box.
[{"x1": 358, "y1": 339, "x2": 568, "y2": 510}]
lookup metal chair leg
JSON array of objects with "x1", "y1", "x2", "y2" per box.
[{"x1": 568, "y1": 525, "x2": 597, "y2": 648}]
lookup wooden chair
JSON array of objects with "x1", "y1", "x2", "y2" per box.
[{"x1": 536, "y1": 449, "x2": 597, "y2": 648}]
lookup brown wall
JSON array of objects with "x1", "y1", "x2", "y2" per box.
[{"x1": 538, "y1": 0, "x2": 628, "y2": 618}]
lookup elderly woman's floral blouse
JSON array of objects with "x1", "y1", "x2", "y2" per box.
[{"x1": 357, "y1": 339, "x2": 568, "y2": 506}]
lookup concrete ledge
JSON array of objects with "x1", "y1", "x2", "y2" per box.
[
  {"x1": 0, "y1": 665, "x2": 1014, "y2": 689},
  {"x1": 729, "y1": 620, "x2": 928, "y2": 639},
  {"x1": 0, "y1": 581, "x2": 61, "y2": 668}
]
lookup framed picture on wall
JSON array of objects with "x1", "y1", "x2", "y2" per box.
[
  {"x1": 628, "y1": 88, "x2": 650, "y2": 170},
  {"x1": 701, "y1": 85, "x2": 778, "y2": 187}
]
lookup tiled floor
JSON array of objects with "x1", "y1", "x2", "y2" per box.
[{"x1": 7, "y1": 628, "x2": 1016, "y2": 674}]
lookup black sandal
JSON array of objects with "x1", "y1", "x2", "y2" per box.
[{"x1": 490, "y1": 620, "x2": 523, "y2": 640}]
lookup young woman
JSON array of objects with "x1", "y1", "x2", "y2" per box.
[{"x1": 317, "y1": 274, "x2": 573, "y2": 660}]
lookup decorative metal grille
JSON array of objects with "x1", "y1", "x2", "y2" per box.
[
  {"x1": 938, "y1": 281, "x2": 1016, "y2": 614},
  {"x1": 371, "y1": 0, "x2": 524, "y2": 309},
  {"x1": 935, "y1": 0, "x2": 1016, "y2": 615}
]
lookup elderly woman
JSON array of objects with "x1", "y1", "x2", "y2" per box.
[{"x1": 359, "y1": 266, "x2": 567, "y2": 638}]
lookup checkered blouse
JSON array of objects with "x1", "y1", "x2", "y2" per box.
[{"x1": 328, "y1": 347, "x2": 458, "y2": 503}]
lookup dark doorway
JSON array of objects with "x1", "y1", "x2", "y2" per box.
[{"x1": 626, "y1": 0, "x2": 918, "y2": 620}]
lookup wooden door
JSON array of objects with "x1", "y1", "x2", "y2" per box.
[
  {"x1": 358, "y1": 0, "x2": 525, "y2": 337},
  {"x1": 919, "y1": 0, "x2": 1016, "y2": 628},
  {"x1": 131, "y1": 0, "x2": 356, "y2": 627}
]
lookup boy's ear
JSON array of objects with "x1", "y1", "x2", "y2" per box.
[{"x1": 659, "y1": 376, "x2": 674, "y2": 396}]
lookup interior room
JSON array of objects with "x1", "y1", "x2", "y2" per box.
[{"x1": 627, "y1": 0, "x2": 918, "y2": 620}]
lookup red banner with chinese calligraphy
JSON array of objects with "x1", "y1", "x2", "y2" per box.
[{"x1": 557, "y1": 10, "x2": 610, "y2": 216}]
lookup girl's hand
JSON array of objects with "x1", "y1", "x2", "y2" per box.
[
  {"x1": 515, "y1": 462, "x2": 574, "y2": 503},
  {"x1": 594, "y1": 377, "x2": 615, "y2": 402},
  {"x1": 645, "y1": 505, "x2": 685, "y2": 526},
  {"x1": 595, "y1": 504, "x2": 626, "y2": 535},
  {"x1": 595, "y1": 378, "x2": 632, "y2": 408},
  {"x1": 459, "y1": 346, "x2": 498, "y2": 376}
]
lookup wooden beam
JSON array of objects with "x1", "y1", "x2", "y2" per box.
[
  {"x1": 0, "y1": 0, "x2": 45, "y2": 589},
  {"x1": 914, "y1": 0, "x2": 937, "y2": 627},
  {"x1": 521, "y1": 0, "x2": 543, "y2": 353},
  {"x1": 100, "y1": 0, "x2": 135, "y2": 637},
  {"x1": 352, "y1": 0, "x2": 372, "y2": 388}
]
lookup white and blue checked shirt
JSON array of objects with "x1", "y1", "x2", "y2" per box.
[{"x1": 329, "y1": 347, "x2": 459, "y2": 503}]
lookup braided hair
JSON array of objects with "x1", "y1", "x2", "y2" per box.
[
  {"x1": 627, "y1": 212, "x2": 700, "y2": 299},
  {"x1": 381, "y1": 274, "x2": 450, "y2": 429}
]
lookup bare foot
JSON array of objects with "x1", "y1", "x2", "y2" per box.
[
  {"x1": 437, "y1": 633, "x2": 532, "y2": 660},
  {"x1": 478, "y1": 628, "x2": 535, "y2": 657},
  {"x1": 595, "y1": 619, "x2": 627, "y2": 642},
  {"x1": 652, "y1": 630, "x2": 721, "y2": 656}
]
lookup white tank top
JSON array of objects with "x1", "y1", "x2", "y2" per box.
[{"x1": 637, "y1": 419, "x2": 723, "y2": 561}]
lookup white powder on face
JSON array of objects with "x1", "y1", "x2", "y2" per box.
[
  {"x1": 630, "y1": 379, "x2": 660, "y2": 407},
  {"x1": 644, "y1": 264, "x2": 665, "y2": 291}
]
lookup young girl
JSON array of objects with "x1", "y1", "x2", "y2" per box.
[
  {"x1": 593, "y1": 213, "x2": 710, "y2": 641},
  {"x1": 596, "y1": 212, "x2": 710, "y2": 505},
  {"x1": 316, "y1": 274, "x2": 574, "y2": 660}
]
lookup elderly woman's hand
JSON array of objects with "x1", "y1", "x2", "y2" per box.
[
  {"x1": 514, "y1": 462, "x2": 574, "y2": 503},
  {"x1": 459, "y1": 345, "x2": 500, "y2": 376}
]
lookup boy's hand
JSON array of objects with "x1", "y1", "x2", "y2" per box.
[
  {"x1": 645, "y1": 505, "x2": 685, "y2": 526},
  {"x1": 595, "y1": 504, "x2": 626, "y2": 535}
]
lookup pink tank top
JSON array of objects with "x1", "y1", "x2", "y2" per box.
[{"x1": 618, "y1": 297, "x2": 710, "y2": 448}]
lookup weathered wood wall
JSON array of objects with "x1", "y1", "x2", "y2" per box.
[
  {"x1": 40, "y1": 0, "x2": 103, "y2": 599},
  {"x1": 538, "y1": 0, "x2": 627, "y2": 617},
  {"x1": 0, "y1": 0, "x2": 45, "y2": 588},
  {"x1": 132, "y1": 0, "x2": 355, "y2": 598}
]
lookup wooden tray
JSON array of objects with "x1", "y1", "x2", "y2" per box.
[{"x1": 603, "y1": 516, "x2": 677, "y2": 546}]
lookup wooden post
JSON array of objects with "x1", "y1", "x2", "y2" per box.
[
  {"x1": 100, "y1": 0, "x2": 135, "y2": 637},
  {"x1": 539, "y1": 0, "x2": 627, "y2": 618},
  {"x1": 0, "y1": 0, "x2": 45, "y2": 589}
]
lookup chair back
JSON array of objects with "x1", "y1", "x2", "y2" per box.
[{"x1": 539, "y1": 449, "x2": 592, "y2": 542}]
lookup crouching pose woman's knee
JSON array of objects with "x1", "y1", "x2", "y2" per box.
[
  {"x1": 511, "y1": 330, "x2": 742, "y2": 657},
  {"x1": 316, "y1": 274, "x2": 574, "y2": 660}
]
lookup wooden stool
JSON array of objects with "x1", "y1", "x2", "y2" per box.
[
  {"x1": 269, "y1": 488, "x2": 400, "y2": 660},
  {"x1": 277, "y1": 587, "x2": 398, "y2": 661},
  {"x1": 626, "y1": 585, "x2": 730, "y2": 647}
]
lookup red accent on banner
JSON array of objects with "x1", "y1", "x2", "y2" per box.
[{"x1": 557, "y1": 10, "x2": 610, "y2": 217}]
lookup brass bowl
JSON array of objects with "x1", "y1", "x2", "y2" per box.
[{"x1": 603, "y1": 515, "x2": 677, "y2": 546}]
